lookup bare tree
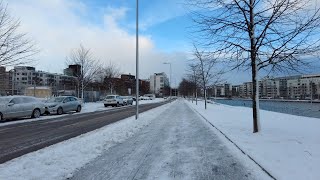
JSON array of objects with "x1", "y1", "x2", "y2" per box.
[
  {"x1": 187, "y1": 63, "x2": 200, "y2": 105},
  {"x1": 98, "y1": 62, "x2": 121, "y2": 95},
  {"x1": 178, "y1": 78, "x2": 196, "y2": 98},
  {"x1": 189, "y1": 0, "x2": 320, "y2": 132},
  {"x1": 193, "y1": 45, "x2": 224, "y2": 109},
  {"x1": 0, "y1": 1, "x2": 38, "y2": 66},
  {"x1": 66, "y1": 44, "x2": 101, "y2": 99}
]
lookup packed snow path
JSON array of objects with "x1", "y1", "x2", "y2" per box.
[{"x1": 71, "y1": 100, "x2": 257, "y2": 180}]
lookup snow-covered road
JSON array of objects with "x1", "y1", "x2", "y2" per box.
[{"x1": 70, "y1": 100, "x2": 264, "y2": 180}]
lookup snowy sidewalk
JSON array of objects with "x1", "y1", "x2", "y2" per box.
[
  {"x1": 70, "y1": 100, "x2": 267, "y2": 180},
  {"x1": 187, "y1": 100, "x2": 320, "y2": 180}
]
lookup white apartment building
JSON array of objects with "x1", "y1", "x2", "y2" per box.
[
  {"x1": 211, "y1": 84, "x2": 232, "y2": 97},
  {"x1": 287, "y1": 74, "x2": 320, "y2": 99},
  {"x1": 10, "y1": 66, "x2": 76, "y2": 95},
  {"x1": 149, "y1": 72, "x2": 169, "y2": 95},
  {"x1": 261, "y1": 77, "x2": 280, "y2": 98},
  {"x1": 233, "y1": 74, "x2": 320, "y2": 99}
]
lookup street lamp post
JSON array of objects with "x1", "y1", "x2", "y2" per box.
[
  {"x1": 163, "y1": 62, "x2": 172, "y2": 97},
  {"x1": 135, "y1": 0, "x2": 139, "y2": 119}
]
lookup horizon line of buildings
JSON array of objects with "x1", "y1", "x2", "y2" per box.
[
  {"x1": 212, "y1": 74, "x2": 320, "y2": 100},
  {"x1": 0, "y1": 65, "x2": 171, "y2": 99}
]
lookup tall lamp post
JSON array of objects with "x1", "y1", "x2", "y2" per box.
[
  {"x1": 163, "y1": 62, "x2": 172, "y2": 97},
  {"x1": 135, "y1": 0, "x2": 139, "y2": 119}
]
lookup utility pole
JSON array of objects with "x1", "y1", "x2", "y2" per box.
[{"x1": 135, "y1": 0, "x2": 139, "y2": 119}]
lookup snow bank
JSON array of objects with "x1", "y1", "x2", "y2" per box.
[
  {"x1": 137, "y1": 98, "x2": 165, "y2": 105},
  {"x1": 186, "y1": 100, "x2": 320, "y2": 180},
  {"x1": 0, "y1": 100, "x2": 175, "y2": 180}
]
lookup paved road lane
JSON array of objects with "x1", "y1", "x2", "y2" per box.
[
  {"x1": 0, "y1": 101, "x2": 171, "y2": 164},
  {"x1": 71, "y1": 100, "x2": 257, "y2": 180}
]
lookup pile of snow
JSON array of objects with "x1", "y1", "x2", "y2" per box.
[
  {"x1": 186, "y1": 100, "x2": 320, "y2": 180},
  {"x1": 138, "y1": 98, "x2": 165, "y2": 105},
  {"x1": 80, "y1": 102, "x2": 108, "y2": 113},
  {"x1": 0, "y1": 101, "x2": 176, "y2": 180}
]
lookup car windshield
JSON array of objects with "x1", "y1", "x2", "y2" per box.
[
  {"x1": 0, "y1": 97, "x2": 12, "y2": 103},
  {"x1": 105, "y1": 96, "x2": 115, "y2": 99},
  {"x1": 46, "y1": 97, "x2": 65, "y2": 103}
]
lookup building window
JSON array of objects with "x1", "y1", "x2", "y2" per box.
[{"x1": 160, "y1": 77, "x2": 164, "y2": 83}]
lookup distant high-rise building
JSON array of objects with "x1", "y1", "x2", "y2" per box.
[
  {"x1": 149, "y1": 72, "x2": 169, "y2": 96},
  {"x1": 64, "y1": 64, "x2": 81, "y2": 77}
]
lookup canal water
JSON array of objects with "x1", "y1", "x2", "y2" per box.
[{"x1": 214, "y1": 99, "x2": 320, "y2": 119}]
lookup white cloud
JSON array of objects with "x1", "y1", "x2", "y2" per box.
[
  {"x1": 139, "y1": 0, "x2": 189, "y2": 30},
  {"x1": 6, "y1": 0, "x2": 188, "y2": 83}
]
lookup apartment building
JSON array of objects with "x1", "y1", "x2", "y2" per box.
[
  {"x1": 8, "y1": 66, "x2": 77, "y2": 95},
  {"x1": 287, "y1": 74, "x2": 320, "y2": 99},
  {"x1": 211, "y1": 84, "x2": 232, "y2": 97},
  {"x1": 231, "y1": 74, "x2": 320, "y2": 100},
  {"x1": 149, "y1": 72, "x2": 169, "y2": 96},
  {"x1": 261, "y1": 77, "x2": 280, "y2": 98}
]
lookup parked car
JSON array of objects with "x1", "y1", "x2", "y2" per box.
[
  {"x1": 103, "y1": 95, "x2": 124, "y2": 107},
  {"x1": 143, "y1": 94, "x2": 156, "y2": 100},
  {"x1": 45, "y1": 96, "x2": 82, "y2": 115},
  {"x1": 0, "y1": 96, "x2": 46, "y2": 121},
  {"x1": 121, "y1": 96, "x2": 133, "y2": 105}
]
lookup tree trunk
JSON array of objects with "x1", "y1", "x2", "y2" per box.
[
  {"x1": 251, "y1": 58, "x2": 261, "y2": 133},
  {"x1": 204, "y1": 88, "x2": 207, "y2": 109},
  {"x1": 196, "y1": 89, "x2": 198, "y2": 105},
  {"x1": 192, "y1": 92, "x2": 194, "y2": 103},
  {"x1": 81, "y1": 80, "x2": 84, "y2": 102},
  {"x1": 77, "y1": 84, "x2": 80, "y2": 98},
  {"x1": 250, "y1": 0, "x2": 260, "y2": 133}
]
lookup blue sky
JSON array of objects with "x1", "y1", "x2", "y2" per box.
[{"x1": 77, "y1": 0, "x2": 192, "y2": 52}]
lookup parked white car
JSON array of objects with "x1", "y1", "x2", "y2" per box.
[
  {"x1": 121, "y1": 96, "x2": 133, "y2": 105},
  {"x1": 103, "y1": 95, "x2": 124, "y2": 107},
  {"x1": 0, "y1": 96, "x2": 46, "y2": 121},
  {"x1": 44, "y1": 96, "x2": 82, "y2": 115},
  {"x1": 143, "y1": 94, "x2": 155, "y2": 100}
]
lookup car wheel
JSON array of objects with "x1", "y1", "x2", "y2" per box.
[
  {"x1": 57, "y1": 107, "x2": 63, "y2": 115},
  {"x1": 44, "y1": 107, "x2": 50, "y2": 115},
  {"x1": 104, "y1": 104, "x2": 108, "y2": 107},
  {"x1": 0, "y1": 113, "x2": 4, "y2": 122},
  {"x1": 76, "y1": 105, "x2": 81, "y2": 112},
  {"x1": 32, "y1": 109, "x2": 41, "y2": 118},
  {"x1": 117, "y1": 102, "x2": 120, "y2": 107}
]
